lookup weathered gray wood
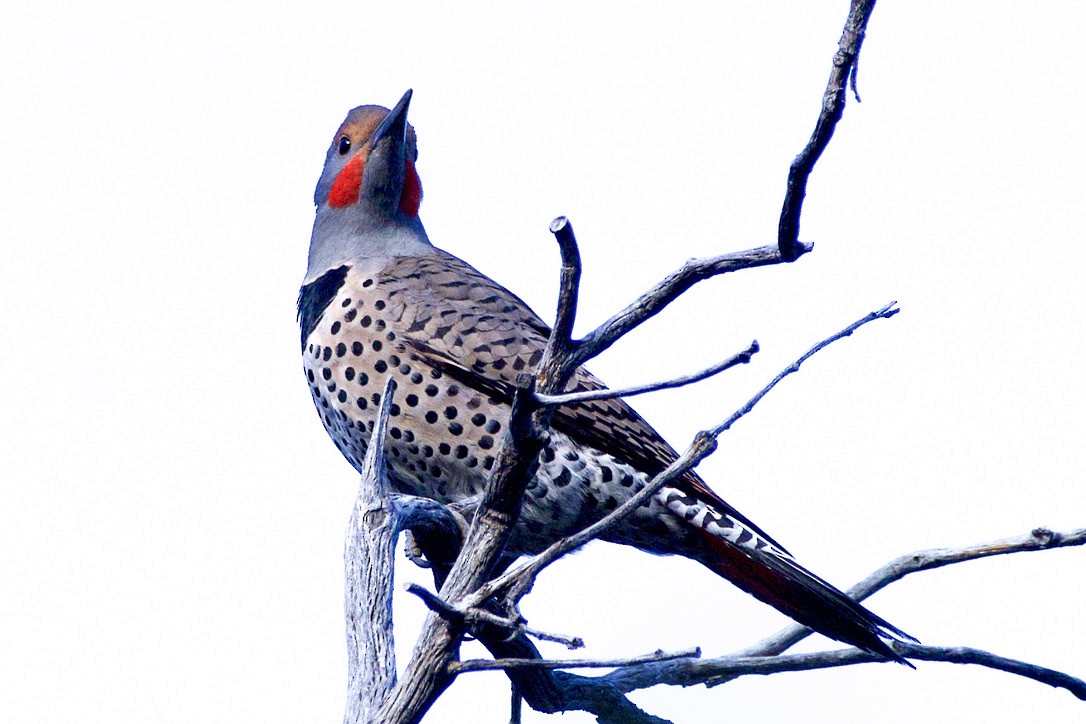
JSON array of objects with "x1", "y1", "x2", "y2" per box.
[{"x1": 343, "y1": 378, "x2": 466, "y2": 724}]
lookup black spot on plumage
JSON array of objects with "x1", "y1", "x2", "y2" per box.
[
  {"x1": 330, "y1": 321, "x2": 341, "y2": 335},
  {"x1": 337, "y1": 390, "x2": 347, "y2": 403},
  {"x1": 448, "y1": 422, "x2": 463, "y2": 436},
  {"x1": 479, "y1": 435, "x2": 494, "y2": 450},
  {"x1": 425, "y1": 411, "x2": 438, "y2": 424},
  {"x1": 344, "y1": 309, "x2": 357, "y2": 322},
  {"x1": 345, "y1": 367, "x2": 355, "y2": 381},
  {"x1": 322, "y1": 347, "x2": 332, "y2": 361},
  {"x1": 297, "y1": 265, "x2": 349, "y2": 349},
  {"x1": 375, "y1": 360, "x2": 387, "y2": 373},
  {"x1": 336, "y1": 343, "x2": 346, "y2": 357},
  {"x1": 471, "y1": 413, "x2": 486, "y2": 427},
  {"x1": 321, "y1": 368, "x2": 332, "y2": 381},
  {"x1": 554, "y1": 467, "x2": 572, "y2": 487},
  {"x1": 352, "y1": 341, "x2": 364, "y2": 356},
  {"x1": 438, "y1": 443, "x2": 451, "y2": 455}
]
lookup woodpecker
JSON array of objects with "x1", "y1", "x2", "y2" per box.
[{"x1": 299, "y1": 90, "x2": 914, "y2": 664}]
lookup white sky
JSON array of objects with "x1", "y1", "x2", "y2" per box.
[{"x1": 2, "y1": 2, "x2": 1084, "y2": 722}]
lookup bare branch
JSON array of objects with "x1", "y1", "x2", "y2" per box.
[
  {"x1": 452, "y1": 648, "x2": 701, "y2": 675},
  {"x1": 736, "y1": 526, "x2": 1086, "y2": 658},
  {"x1": 897, "y1": 643, "x2": 1086, "y2": 701},
  {"x1": 599, "y1": 644, "x2": 1086, "y2": 702},
  {"x1": 571, "y1": 245, "x2": 810, "y2": 369},
  {"x1": 536, "y1": 341, "x2": 759, "y2": 406},
  {"x1": 473, "y1": 302, "x2": 899, "y2": 609},
  {"x1": 547, "y1": 216, "x2": 581, "y2": 350},
  {"x1": 404, "y1": 582, "x2": 586, "y2": 650},
  {"x1": 343, "y1": 376, "x2": 399, "y2": 723},
  {"x1": 851, "y1": 526, "x2": 1086, "y2": 600},
  {"x1": 466, "y1": 526, "x2": 1085, "y2": 716},
  {"x1": 778, "y1": 0, "x2": 877, "y2": 260},
  {"x1": 711, "y1": 301, "x2": 898, "y2": 437}
]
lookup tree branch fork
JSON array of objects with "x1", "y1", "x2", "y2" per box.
[
  {"x1": 336, "y1": 1, "x2": 1084, "y2": 720},
  {"x1": 342, "y1": 220, "x2": 1086, "y2": 721}
]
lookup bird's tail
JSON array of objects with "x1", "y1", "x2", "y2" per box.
[{"x1": 663, "y1": 488, "x2": 916, "y2": 666}]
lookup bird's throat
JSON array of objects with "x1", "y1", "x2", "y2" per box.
[{"x1": 328, "y1": 155, "x2": 364, "y2": 208}]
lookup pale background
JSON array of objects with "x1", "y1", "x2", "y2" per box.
[{"x1": 2, "y1": 2, "x2": 1084, "y2": 722}]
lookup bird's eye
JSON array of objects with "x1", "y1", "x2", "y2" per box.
[{"x1": 337, "y1": 136, "x2": 351, "y2": 155}]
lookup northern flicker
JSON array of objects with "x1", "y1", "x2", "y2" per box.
[{"x1": 299, "y1": 90, "x2": 913, "y2": 663}]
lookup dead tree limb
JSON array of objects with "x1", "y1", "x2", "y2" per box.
[
  {"x1": 451, "y1": 527, "x2": 1086, "y2": 714},
  {"x1": 339, "y1": 1, "x2": 1083, "y2": 720},
  {"x1": 778, "y1": 0, "x2": 877, "y2": 260}
]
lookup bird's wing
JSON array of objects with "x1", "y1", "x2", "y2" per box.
[{"x1": 382, "y1": 251, "x2": 788, "y2": 552}]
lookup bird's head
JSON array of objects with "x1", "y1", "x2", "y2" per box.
[
  {"x1": 314, "y1": 89, "x2": 422, "y2": 218},
  {"x1": 307, "y1": 90, "x2": 431, "y2": 276}
]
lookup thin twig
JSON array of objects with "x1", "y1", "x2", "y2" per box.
[
  {"x1": 404, "y1": 583, "x2": 585, "y2": 649},
  {"x1": 536, "y1": 341, "x2": 759, "y2": 406},
  {"x1": 452, "y1": 648, "x2": 701, "y2": 675},
  {"x1": 710, "y1": 301, "x2": 898, "y2": 436}
]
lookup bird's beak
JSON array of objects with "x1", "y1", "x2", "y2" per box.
[
  {"x1": 371, "y1": 89, "x2": 412, "y2": 151},
  {"x1": 361, "y1": 89, "x2": 414, "y2": 212}
]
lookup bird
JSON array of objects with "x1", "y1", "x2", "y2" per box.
[{"x1": 298, "y1": 89, "x2": 914, "y2": 664}]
